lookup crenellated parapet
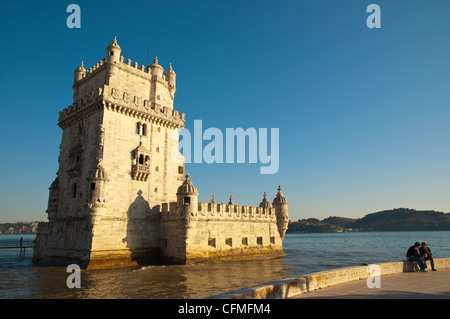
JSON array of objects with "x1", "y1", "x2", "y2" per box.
[
  {"x1": 160, "y1": 174, "x2": 280, "y2": 224},
  {"x1": 58, "y1": 89, "x2": 103, "y2": 126},
  {"x1": 197, "y1": 202, "x2": 277, "y2": 221},
  {"x1": 73, "y1": 55, "x2": 175, "y2": 90},
  {"x1": 73, "y1": 58, "x2": 107, "y2": 85},
  {"x1": 62, "y1": 36, "x2": 184, "y2": 130},
  {"x1": 102, "y1": 86, "x2": 185, "y2": 126},
  {"x1": 160, "y1": 201, "x2": 277, "y2": 222},
  {"x1": 158, "y1": 175, "x2": 288, "y2": 264},
  {"x1": 111, "y1": 56, "x2": 176, "y2": 90},
  {"x1": 73, "y1": 38, "x2": 175, "y2": 91},
  {"x1": 58, "y1": 89, "x2": 185, "y2": 129}
]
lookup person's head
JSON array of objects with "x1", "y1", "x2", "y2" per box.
[
  {"x1": 414, "y1": 242, "x2": 420, "y2": 248},
  {"x1": 422, "y1": 242, "x2": 427, "y2": 247}
]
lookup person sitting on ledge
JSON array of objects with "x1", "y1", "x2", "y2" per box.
[
  {"x1": 406, "y1": 242, "x2": 428, "y2": 272},
  {"x1": 420, "y1": 242, "x2": 436, "y2": 271}
]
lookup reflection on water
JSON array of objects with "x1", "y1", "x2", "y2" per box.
[
  {"x1": 78, "y1": 258, "x2": 291, "y2": 299},
  {"x1": 1, "y1": 231, "x2": 450, "y2": 299},
  {"x1": 1, "y1": 257, "x2": 292, "y2": 299}
]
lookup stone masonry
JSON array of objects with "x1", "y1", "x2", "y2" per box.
[{"x1": 32, "y1": 37, "x2": 289, "y2": 269}]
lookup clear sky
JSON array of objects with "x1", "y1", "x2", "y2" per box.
[{"x1": 1, "y1": 0, "x2": 449, "y2": 223}]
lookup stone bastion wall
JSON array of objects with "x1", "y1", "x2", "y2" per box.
[{"x1": 209, "y1": 257, "x2": 450, "y2": 299}]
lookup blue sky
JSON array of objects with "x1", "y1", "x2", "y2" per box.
[{"x1": 1, "y1": 0, "x2": 449, "y2": 222}]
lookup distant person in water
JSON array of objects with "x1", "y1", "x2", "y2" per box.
[
  {"x1": 420, "y1": 242, "x2": 436, "y2": 271},
  {"x1": 406, "y1": 242, "x2": 428, "y2": 272}
]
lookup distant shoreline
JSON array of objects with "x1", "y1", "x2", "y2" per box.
[
  {"x1": 287, "y1": 229, "x2": 450, "y2": 234},
  {"x1": 287, "y1": 208, "x2": 450, "y2": 233},
  {"x1": 0, "y1": 222, "x2": 42, "y2": 235}
]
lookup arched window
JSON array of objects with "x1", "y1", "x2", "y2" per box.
[
  {"x1": 136, "y1": 122, "x2": 141, "y2": 134},
  {"x1": 136, "y1": 122, "x2": 147, "y2": 136}
]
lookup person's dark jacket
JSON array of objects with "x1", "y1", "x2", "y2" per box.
[
  {"x1": 406, "y1": 246, "x2": 420, "y2": 258},
  {"x1": 419, "y1": 247, "x2": 432, "y2": 257}
]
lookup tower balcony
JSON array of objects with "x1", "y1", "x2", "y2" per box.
[{"x1": 132, "y1": 163, "x2": 150, "y2": 181}]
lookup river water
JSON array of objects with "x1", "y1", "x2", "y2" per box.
[{"x1": 1, "y1": 231, "x2": 449, "y2": 298}]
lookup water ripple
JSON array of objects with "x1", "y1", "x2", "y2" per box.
[{"x1": 1, "y1": 231, "x2": 449, "y2": 298}]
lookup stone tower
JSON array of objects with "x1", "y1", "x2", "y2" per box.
[
  {"x1": 33, "y1": 37, "x2": 289, "y2": 269},
  {"x1": 33, "y1": 37, "x2": 186, "y2": 268}
]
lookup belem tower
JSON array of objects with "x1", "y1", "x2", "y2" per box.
[{"x1": 33, "y1": 37, "x2": 289, "y2": 269}]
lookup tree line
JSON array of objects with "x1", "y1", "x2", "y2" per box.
[{"x1": 287, "y1": 208, "x2": 450, "y2": 233}]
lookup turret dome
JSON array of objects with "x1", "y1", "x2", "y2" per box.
[
  {"x1": 107, "y1": 36, "x2": 121, "y2": 51},
  {"x1": 106, "y1": 36, "x2": 121, "y2": 64},
  {"x1": 90, "y1": 163, "x2": 107, "y2": 180},
  {"x1": 177, "y1": 174, "x2": 198, "y2": 195},
  {"x1": 272, "y1": 186, "x2": 287, "y2": 205},
  {"x1": 259, "y1": 192, "x2": 272, "y2": 208},
  {"x1": 164, "y1": 63, "x2": 175, "y2": 75},
  {"x1": 149, "y1": 56, "x2": 164, "y2": 76}
]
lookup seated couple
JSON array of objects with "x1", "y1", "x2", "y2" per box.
[{"x1": 406, "y1": 242, "x2": 436, "y2": 272}]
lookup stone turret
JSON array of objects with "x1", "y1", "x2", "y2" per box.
[
  {"x1": 87, "y1": 162, "x2": 108, "y2": 210},
  {"x1": 164, "y1": 63, "x2": 176, "y2": 99},
  {"x1": 47, "y1": 176, "x2": 60, "y2": 220},
  {"x1": 73, "y1": 61, "x2": 86, "y2": 84},
  {"x1": 176, "y1": 174, "x2": 199, "y2": 221},
  {"x1": 272, "y1": 186, "x2": 289, "y2": 239},
  {"x1": 105, "y1": 36, "x2": 122, "y2": 83},
  {"x1": 107, "y1": 36, "x2": 121, "y2": 64},
  {"x1": 149, "y1": 56, "x2": 164, "y2": 78}
]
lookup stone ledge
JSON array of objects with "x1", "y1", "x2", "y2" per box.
[{"x1": 208, "y1": 257, "x2": 450, "y2": 299}]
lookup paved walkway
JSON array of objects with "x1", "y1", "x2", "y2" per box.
[{"x1": 290, "y1": 269, "x2": 450, "y2": 299}]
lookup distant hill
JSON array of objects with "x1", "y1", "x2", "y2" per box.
[
  {"x1": 287, "y1": 208, "x2": 450, "y2": 233},
  {"x1": 353, "y1": 208, "x2": 450, "y2": 231}
]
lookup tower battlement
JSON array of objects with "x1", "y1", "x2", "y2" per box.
[
  {"x1": 60, "y1": 37, "x2": 184, "y2": 129},
  {"x1": 161, "y1": 201, "x2": 277, "y2": 221},
  {"x1": 74, "y1": 56, "x2": 175, "y2": 90},
  {"x1": 33, "y1": 37, "x2": 289, "y2": 269}
]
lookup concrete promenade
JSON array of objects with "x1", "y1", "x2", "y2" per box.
[
  {"x1": 291, "y1": 268, "x2": 450, "y2": 299},
  {"x1": 209, "y1": 257, "x2": 450, "y2": 299}
]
